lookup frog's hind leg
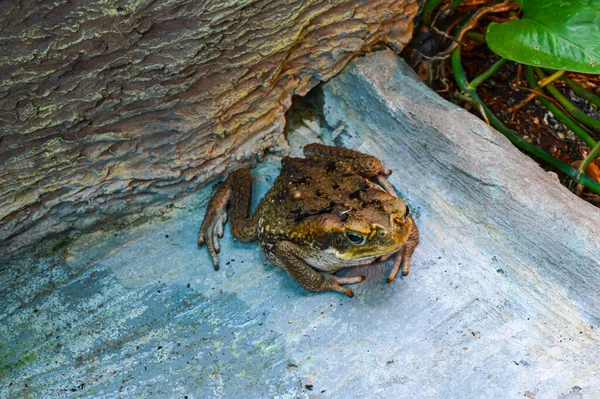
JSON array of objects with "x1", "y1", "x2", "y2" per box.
[
  {"x1": 374, "y1": 174, "x2": 397, "y2": 197},
  {"x1": 303, "y1": 143, "x2": 391, "y2": 178},
  {"x1": 275, "y1": 241, "x2": 365, "y2": 297},
  {"x1": 198, "y1": 169, "x2": 258, "y2": 270}
]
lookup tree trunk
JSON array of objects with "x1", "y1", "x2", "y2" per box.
[{"x1": 0, "y1": 0, "x2": 418, "y2": 261}]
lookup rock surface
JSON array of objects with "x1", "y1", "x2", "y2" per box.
[
  {"x1": 0, "y1": 0, "x2": 417, "y2": 260},
  {"x1": 1, "y1": 50, "x2": 599, "y2": 398}
]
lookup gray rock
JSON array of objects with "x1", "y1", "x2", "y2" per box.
[{"x1": 1, "y1": 50, "x2": 599, "y2": 398}]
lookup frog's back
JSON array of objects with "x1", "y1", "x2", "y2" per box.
[{"x1": 255, "y1": 156, "x2": 370, "y2": 238}]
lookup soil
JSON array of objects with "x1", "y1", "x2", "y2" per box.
[{"x1": 402, "y1": 1, "x2": 600, "y2": 206}]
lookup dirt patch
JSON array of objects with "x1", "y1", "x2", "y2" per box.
[{"x1": 402, "y1": 1, "x2": 600, "y2": 206}]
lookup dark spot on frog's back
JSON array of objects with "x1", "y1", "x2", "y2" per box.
[
  {"x1": 349, "y1": 190, "x2": 361, "y2": 200},
  {"x1": 348, "y1": 180, "x2": 369, "y2": 201},
  {"x1": 321, "y1": 201, "x2": 336, "y2": 214},
  {"x1": 325, "y1": 160, "x2": 337, "y2": 173},
  {"x1": 367, "y1": 199, "x2": 382, "y2": 207},
  {"x1": 292, "y1": 176, "x2": 312, "y2": 186},
  {"x1": 290, "y1": 201, "x2": 337, "y2": 223}
]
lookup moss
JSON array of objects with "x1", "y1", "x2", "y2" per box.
[
  {"x1": 50, "y1": 235, "x2": 72, "y2": 253},
  {"x1": 0, "y1": 350, "x2": 39, "y2": 380}
]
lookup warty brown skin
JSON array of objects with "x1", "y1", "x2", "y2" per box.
[{"x1": 198, "y1": 143, "x2": 419, "y2": 297}]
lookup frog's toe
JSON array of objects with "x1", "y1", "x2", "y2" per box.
[
  {"x1": 376, "y1": 253, "x2": 394, "y2": 263},
  {"x1": 197, "y1": 229, "x2": 205, "y2": 246},
  {"x1": 215, "y1": 211, "x2": 227, "y2": 238},
  {"x1": 320, "y1": 276, "x2": 358, "y2": 297},
  {"x1": 212, "y1": 233, "x2": 221, "y2": 254},
  {"x1": 202, "y1": 226, "x2": 220, "y2": 270},
  {"x1": 401, "y1": 257, "x2": 411, "y2": 276},
  {"x1": 330, "y1": 283, "x2": 355, "y2": 297},
  {"x1": 198, "y1": 223, "x2": 221, "y2": 270},
  {"x1": 386, "y1": 252, "x2": 404, "y2": 283},
  {"x1": 199, "y1": 210, "x2": 228, "y2": 271},
  {"x1": 327, "y1": 274, "x2": 366, "y2": 285}
]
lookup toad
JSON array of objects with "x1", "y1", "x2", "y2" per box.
[{"x1": 198, "y1": 143, "x2": 419, "y2": 297}]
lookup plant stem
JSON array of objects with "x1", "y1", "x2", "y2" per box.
[
  {"x1": 464, "y1": 31, "x2": 486, "y2": 42},
  {"x1": 451, "y1": 45, "x2": 600, "y2": 194},
  {"x1": 468, "y1": 58, "x2": 508, "y2": 90},
  {"x1": 560, "y1": 75, "x2": 600, "y2": 109},
  {"x1": 534, "y1": 67, "x2": 600, "y2": 134},
  {"x1": 537, "y1": 70, "x2": 564, "y2": 88},
  {"x1": 507, "y1": 68, "x2": 564, "y2": 115},
  {"x1": 422, "y1": 0, "x2": 444, "y2": 26},
  {"x1": 525, "y1": 66, "x2": 597, "y2": 148},
  {"x1": 433, "y1": 0, "x2": 518, "y2": 61}
]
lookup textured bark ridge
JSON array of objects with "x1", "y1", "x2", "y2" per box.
[{"x1": 0, "y1": 0, "x2": 418, "y2": 260}]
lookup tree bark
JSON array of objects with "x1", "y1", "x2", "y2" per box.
[{"x1": 0, "y1": 0, "x2": 418, "y2": 260}]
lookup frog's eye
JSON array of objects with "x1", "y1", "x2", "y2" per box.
[{"x1": 345, "y1": 231, "x2": 366, "y2": 246}]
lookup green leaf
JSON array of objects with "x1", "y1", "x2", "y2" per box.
[
  {"x1": 451, "y1": 0, "x2": 467, "y2": 9},
  {"x1": 486, "y1": 0, "x2": 600, "y2": 73}
]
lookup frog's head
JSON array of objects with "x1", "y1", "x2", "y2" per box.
[{"x1": 287, "y1": 189, "x2": 412, "y2": 263}]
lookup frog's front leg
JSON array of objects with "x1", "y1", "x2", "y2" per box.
[
  {"x1": 198, "y1": 168, "x2": 258, "y2": 270},
  {"x1": 386, "y1": 216, "x2": 420, "y2": 282},
  {"x1": 275, "y1": 241, "x2": 365, "y2": 297}
]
